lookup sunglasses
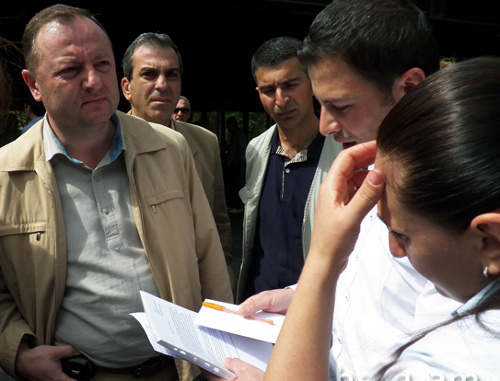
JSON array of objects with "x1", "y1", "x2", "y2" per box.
[{"x1": 174, "y1": 108, "x2": 190, "y2": 114}]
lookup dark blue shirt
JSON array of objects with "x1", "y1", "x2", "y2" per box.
[{"x1": 244, "y1": 129, "x2": 325, "y2": 298}]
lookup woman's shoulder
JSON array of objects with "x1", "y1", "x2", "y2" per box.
[{"x1": 383, "y1": 311, "x2": 500, "y2": 380}]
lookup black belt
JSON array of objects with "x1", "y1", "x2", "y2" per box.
[{"x1": 95, "y1": 356, "x2": 169, "y2": 378}]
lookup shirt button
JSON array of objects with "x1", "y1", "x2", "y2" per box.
[
  {"x1": 285, "y1": 168, "x2": 291, "y2": 173},
  {"x1": 94, "y1": 175, "x2": 100, "y2": 182},
  {"x1": 102, "y1": 208, "x2": 109, "y2": 215}
]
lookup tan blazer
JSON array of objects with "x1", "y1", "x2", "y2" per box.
[
  {"x1": 0, "y1": 112, "x2": 233, "y2": 379},
  {"x1": 171, "y1": 119, "x2": 234, "y2": 286}
]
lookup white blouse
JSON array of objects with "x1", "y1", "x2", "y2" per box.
[{"x1": 383, "y1": 281, "x2": 500, "y2": 380}]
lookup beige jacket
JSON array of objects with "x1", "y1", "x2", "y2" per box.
[
  {"x1": 0, "y1": 111, "x2": 233, "y2": 379},
  {"x1": 170, "y1": 119, "x2": 233, "y2": 285}
]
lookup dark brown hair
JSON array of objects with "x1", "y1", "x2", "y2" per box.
[
  {"x1": 376, "y1": 56, "x2": 500, "y2": 377},
  {"x1": 300, "y1": 0, "x2": 439, "y2": 99},
  {"x1": 378, "y1": 56, "x2": 500, "y2": 234}
]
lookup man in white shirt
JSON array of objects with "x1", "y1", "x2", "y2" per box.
[{"x1": 215, "y1": 1, "x2": 460, "y2": 379}]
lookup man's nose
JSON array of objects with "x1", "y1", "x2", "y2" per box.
[
  {"x1": 275, "y1": 88, "x2": 288, "y2": 108},
  {"x1": 319, "y1": 108, "x2": 341, "y2": 137},
  {"x1": 155, "y1": 74, "x2": 169, "y2": 90},
  {"x1": 83, "y1": 68, "x2": 102, "y2": 90}
]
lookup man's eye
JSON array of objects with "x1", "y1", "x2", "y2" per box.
[
  {"x1": 58, "y1": 67, "x2": 78, "y2": 76},
  {"x1": 286, "y1": 82, "x2": 300, "y2": 90},
  {"x1": 333, "y1": 104, "x2": 350, "y2": 113},
  {"x1": 261, "y1": 88, "x2": 275, "y2": 96},
  {"x1": 142, "y1": 72, "x2": 156, "y2": 79},
  {"x1": 96, "y1": 60, "x2": 110, "y2": 68}
]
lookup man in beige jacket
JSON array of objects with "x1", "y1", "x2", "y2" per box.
[
  {"x1": 121, "y1": 33, "x2": 234, "y2": 286},
  {"x1": 0, "y1": 5, "x2": 232, "y2": 380}
]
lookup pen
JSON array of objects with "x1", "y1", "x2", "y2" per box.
[{"x1": 202, "y1": 302, "x2": 275, "y2": 325}]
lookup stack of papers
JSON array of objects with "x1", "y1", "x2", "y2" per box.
[{"x1": 133, "y1": 291, "x2": 285, "y2": 379}]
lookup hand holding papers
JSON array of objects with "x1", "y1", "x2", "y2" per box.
[
  {"x1": 134, "y1": 292, "x2": 284, "y2": 379},
  {"x1": 202, "y1": 301, "x2": 275, "y2": 325},
  {"x1": 196, "y1": 299, "x2": 285, "y2": 343}
]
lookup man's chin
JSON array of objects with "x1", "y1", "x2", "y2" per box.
[{"x1": 80, "y1": 107, "x2": 115, "y2": 128}]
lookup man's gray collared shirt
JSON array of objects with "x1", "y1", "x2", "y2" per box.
[{"x1": 44, "y1": 116, "x2": 159, "y2": 367}]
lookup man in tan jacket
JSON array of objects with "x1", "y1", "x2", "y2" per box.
[
  {"x1": 121, "y1": 33, "x2": 234, "y2": 286},
  {"x1": 0, "y1": 5, "x2": 232, "y2": 380}
]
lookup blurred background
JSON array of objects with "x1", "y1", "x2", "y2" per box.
[{"x1": 1, "y1": 0, "x2": 499, "y2": 144}]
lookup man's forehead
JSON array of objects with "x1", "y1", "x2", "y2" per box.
[
  {"x1": 36, "y1": 17, "x2": 112, "y2": 54},
  {"x1": 308, "y1": 55, "x2": 352, "y2": 79},
  {"x1": 133, "y1": 45, "x2": 179, "y2": 68},
  {"x1": 36, "y1": 21, "x2": 72, "y2": 48},
  {"x1": 134, "y1": 45, "x2": 176, "y2": 59},
  {"x1": 309, "y1": 57, "x2": 375, "y2": 99},
  {"x1": 256, "y1": 59, "x2": 306, "y2": 86},
  {"x1": 38, "y1": 16, "x2": 104, "y2": 38}
]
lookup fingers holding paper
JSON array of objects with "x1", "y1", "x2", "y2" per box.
[
  {"x1": 205, "y1": 142, "x2": 385, "y2": 381},
  {"x1": 224, "y1": 358, "x2": 264, "y2": 381},
  {"x1": 200, "y1": 359, "x2": 264, "y2": 381},
  {"x1": 238, "y1": 288, "x2": 294, "y2": 317}
]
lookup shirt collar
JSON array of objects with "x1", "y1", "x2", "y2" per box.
[
  {"x1": 43, "y1": 113, "x2": 125, "y2": 164},
  {"x1": 453, "y1": 279, "x2": 500, "y2": 317},
  {"x1": 271, "y1": 127, "x2": 325, "y2": 162}
]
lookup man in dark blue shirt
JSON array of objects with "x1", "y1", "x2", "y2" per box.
[
  {"x1": 248, "y1": 130, "x2": 324, "y2": 295},
  {"x1": 236, "y1": 37, "x2": 341, "y2": 302}
]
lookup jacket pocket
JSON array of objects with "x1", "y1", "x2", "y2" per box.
[
  {"x1": 0, "y1": 221, "x2": 48, "y2": 290},
  {"x1": 146, "y1": 190, "x2": 184, "y2": 212},
  {"x1": 0, "y1": 221, "x2": 47, "y2": 237}
]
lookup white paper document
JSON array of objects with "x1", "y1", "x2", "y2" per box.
[
  {"x1": 195, "y1": 298, "x2": 285, "y2": 343},
  {"x1": 131, "y1": 312, "x2": 178, "y2": 357},
  {"x1": 135, "y1": 291, "x2": 275, "y2": 379}
]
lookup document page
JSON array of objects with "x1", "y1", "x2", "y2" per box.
[
  {"x1": 131, "y1": 312, "x2": 177, "y2": 357},
  {"x1": 195, "y1": 298, "x2": 284, "y2": 343},
  {"x1": 137, "y1": 291, "x2": 273, "y2": 379}
]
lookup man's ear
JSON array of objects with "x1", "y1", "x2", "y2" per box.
[
  {"x1": 120, "y1": 77, "x2": 132, "y2": 102},
  {"x1": 22, "y1": 69, "x2": 42, "y2": 102},
  {"x1": 470, "y1": 212, "x2": 500, "y2": 277},
  {"x1": 391, "y1": 68, "x2": 426, "y2": 103}
]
